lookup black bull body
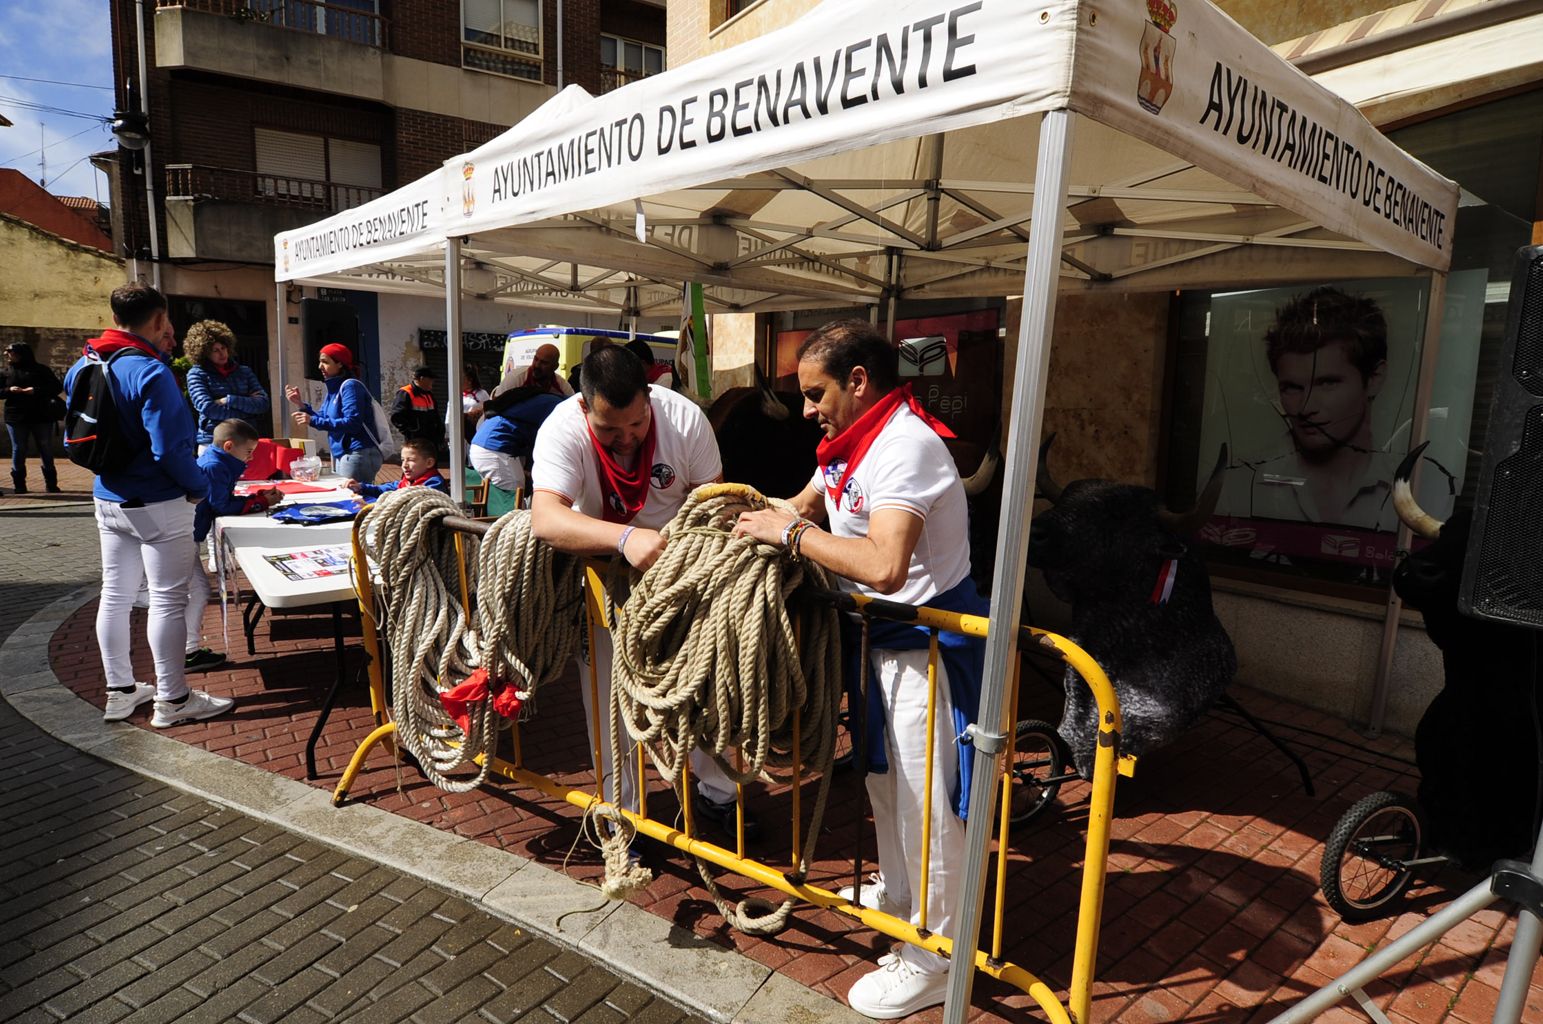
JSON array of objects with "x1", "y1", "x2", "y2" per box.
[
  {"x1": 1392, "y1": 445, "x2": 1539, "y2": 870},
  {"x1": 1028, "y1": 442, "x2": 1236, "y2": 779}
]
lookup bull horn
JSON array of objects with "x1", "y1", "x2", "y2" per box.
[
  {"x1": 1035, "y1": 434, "x2": 1063, "y2": 504},
  {"x1": 962, "y1": 432, "x2": 1001, "y2": 497},
  {"x1": 1157, "y1": 444, "x2": 1228, "y2": 536},
  {"x1": 754, "y1": 364, "x2": 788, "y2": 422},
  {"x1": 1392, "y1": 442, "x2": 1443, "y2": 539}
]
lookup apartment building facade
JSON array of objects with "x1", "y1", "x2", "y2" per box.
[
  {"x1": 108, "y1": 0, "x2": 666, "y2": 417},
  {"x1": 667, "y1": 0, "x2": 1543, "y2": 735}
]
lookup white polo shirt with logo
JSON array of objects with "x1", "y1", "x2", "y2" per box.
[
  {"x1": 814, "y1": 403, "x2": 971, "y2": 607},
  {"x1": 532, "y1": 385, "x2": 721, "y2": 530}
]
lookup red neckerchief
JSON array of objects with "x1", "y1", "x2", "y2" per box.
[
  {"x1": 585, "y1": 406, "x2": 658, "y2": 524},
  {"x1": 85, "y1": 329, "x2": 159, "y2": 360},
  {"x1": 400, "y1": 468, "x2": 438, "y2": 488},
  {"x1": 645, "y1": 362, "x2": 671, "y2": 384},
  {"x1": 816, "y1": 384, "x2": 955, "y2": 504},
  {"x1": 214, "y1": 361, "x2": 241, "y2": 377}
]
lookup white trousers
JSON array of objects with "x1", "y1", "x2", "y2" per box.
[
  {"x1": 185, "y1": 558, "x2": 209, "y2": 653},
  {"x1": 468, "y1": 444, "x2": 524, "y2": 493},
  {"x1": 95, "y1": 497, "x2": 196, "y2": 701},
  {"x1": 866, "y1": 648, "x2": 965, "y2": 973},
  {"x1": 578, "y1": 629, "x2": 737, "y2": 816}
]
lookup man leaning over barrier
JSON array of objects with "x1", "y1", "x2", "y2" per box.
[
  {"x1": 529, "y1": 343, "x2": 754, "y2": 840},
  {"x1": 733, "y1": 318, "x2": 987, "y2": 1020}
]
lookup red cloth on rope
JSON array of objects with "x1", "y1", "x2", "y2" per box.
[
  {"x1": 438, "y1": 667, "x2": 524, "y2": 734},
  {"x1": 815, "y1": 383, "x2": 954, "y2": 504}
]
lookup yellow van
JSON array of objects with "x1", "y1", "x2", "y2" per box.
[{"x1": 500, "y1": 327, "x2": 677, "y2": 379}]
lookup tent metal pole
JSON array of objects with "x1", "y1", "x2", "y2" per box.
[
  {"x1": 1366, "y1": 270, "x2": 1447, "y2": 737},
  {"x1": 885, "y1": 250, "x2": 898, "y2": 341},
  {"x1": 942, "y1": 108, "x2": 1076, "y2": 1024},
  {"x1": 445, "y1": 237, "x2": 466, "y2": 505},
  {"x1": 275, "y1": 280, "x2": 288, "y2": 434}
]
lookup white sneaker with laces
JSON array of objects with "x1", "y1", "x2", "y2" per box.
[
  {"x1": 151, "y1": 689, "x2": 236, "y2": 728},
  {"x1": 837, "y1": 874, "x2": 906, "y2": 917},
  {"x1": 847, "y1": 955, "x2": 949, "y2": 1019},
  {"x1": 104, "y1": 682, "x2": 155, "y2": 722}
]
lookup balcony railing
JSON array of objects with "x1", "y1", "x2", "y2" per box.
[
  {"x1": 166, "y1": 164, "x2": 383, "y2": 213},
  {"x1": 599, "y1": 66, "x2": 654, "y2": 94},
  {"x1": 157, "y1": 0, "x2": 387, "y2": 49}
]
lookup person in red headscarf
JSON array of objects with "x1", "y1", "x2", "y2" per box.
[
  {"x1": 733, "y1": 318, "x2": 985, "y2": 1020},
  {"x1": 529, "y1": 344, "x2": 751, "y2": 838},
  {"x1": 283, "y1": 343, "x2": 383, "y2": 484}
]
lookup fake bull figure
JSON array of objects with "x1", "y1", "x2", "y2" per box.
[
  {"x1": 1028, "y1": 438, "x2": 1236, "y2": 779},
  {"x1": 1391, "y1": 444, "x2": 1539, "y2": 870}
]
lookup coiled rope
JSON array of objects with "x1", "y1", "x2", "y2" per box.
[
  {"x1": 363, "y1": 487, "x2": 583, "y2": 792},
  {"x1": 607, "y1": 484, "x2": 843, "y2": 933}
]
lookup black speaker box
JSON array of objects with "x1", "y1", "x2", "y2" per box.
[
  {"x1": 299, "y1": 299, "x2": 359, "y2": 378},
  {"x1": 1458, "y1": 244, "x2": 1543, "y2": 630}
]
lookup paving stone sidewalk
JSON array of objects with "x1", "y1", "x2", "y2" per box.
[{"x1": 0, "y1": 506, "x2": 703, "y2": 1024}]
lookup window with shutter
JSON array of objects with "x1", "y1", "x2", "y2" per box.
[
  {"x1": 254, "y1": 128, "x2": 326, "y2": 204},
  {"x1": 326, "y1": 138, "x2": 382, "y2": 210}
]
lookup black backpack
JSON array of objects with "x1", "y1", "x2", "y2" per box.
[{"x1": 63, "y1": 348, "x2": 151, "y2": 473}]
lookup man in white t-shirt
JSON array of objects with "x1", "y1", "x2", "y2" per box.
[
  {"x1": 531, "y1": 344, "x2": 747, "y2": 834},
  {"x1": 733, "y1": 318, "x2": 985, "y2": 1020}
]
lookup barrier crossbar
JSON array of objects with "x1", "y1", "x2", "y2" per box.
[{"x1": 333, "y1": 508, "x2": 1127, "y2": 1024}]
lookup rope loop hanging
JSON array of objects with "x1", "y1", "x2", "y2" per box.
[{"x1": 607, "y1": 484, "x2": 844, "y2": 933}]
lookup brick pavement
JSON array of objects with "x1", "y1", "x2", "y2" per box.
[
  {"x1": 5, "y1": 485, "x2": 1543, "y2": 1023},
  {"x1": 0, "y1": 504, "x2": 706, "y2": 1024}
]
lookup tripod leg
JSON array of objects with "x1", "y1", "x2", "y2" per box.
[
  {"x1": 1218, "y1": 693, "x2": 1316, "y2": 797},
  {"x1": 1492, "y1": 830, "x2": 1543, "y2": 1024}
]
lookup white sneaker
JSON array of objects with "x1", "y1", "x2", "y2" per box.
[
  {"x1": 151, "y1": 689, "x2": 236, "y2": 728},
  {"x1": 837, "y1": 874, "x2": 906, "y2": 917},
  {"x1": 847, "y1": 955, "x2": 949, "y2": 1019},
  {"x1": 103, "y1": 682, "x2": 155, "y2": 722}
]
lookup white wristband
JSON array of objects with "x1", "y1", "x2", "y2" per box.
[{"x1": 617, "y1": 525, "x2": 636, "y2": 555}]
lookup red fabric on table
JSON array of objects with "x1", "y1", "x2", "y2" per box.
[
  {"x1": 239, "y1": 439, "x2": 302, "y2": 481},
  {"x1": 233, "y1": 480, "x2": 334, "y2": 496}
]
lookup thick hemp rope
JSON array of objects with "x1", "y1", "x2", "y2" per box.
[
  {"x1": 363, "y1": 487, "x2": 583, "y2": 793},
  {"x1": 606, "y1": 484, "x2": 843, "y2": 933}
]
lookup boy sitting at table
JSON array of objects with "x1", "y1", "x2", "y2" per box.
[
  {"x1": 346, "y1": 437, "x2": 450, "y2": 500},
  {"x1": 186, "y1": 418, "x2": 282, "y2": 671}
]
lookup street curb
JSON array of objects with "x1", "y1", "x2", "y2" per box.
[{"x1": 2, "y1": 587, "x2": 868, "y2": 1024}]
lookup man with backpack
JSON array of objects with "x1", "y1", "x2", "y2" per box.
[{"x1": 64, "y1": 283, "x2": 235, "y2": 727}]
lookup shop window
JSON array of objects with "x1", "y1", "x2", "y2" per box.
[
  {"x1": 463, "y1": 0, "x2": 542, "y2": 81},
  {"x1": 1164, "y1": 90, "x2": 1542, "y2": 595},
  {"x1": 600, "y1": 34, "x2": 665, "y2": 93}
]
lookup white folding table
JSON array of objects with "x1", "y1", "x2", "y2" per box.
[{"x1": 213, "y1": 477, "x2": 364, "y2": 779}]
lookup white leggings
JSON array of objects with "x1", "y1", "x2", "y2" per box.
[
  {"x1": 468, "y1": 444, "x2": 525, "y2": 493},
  {"x1": 865, "y1": 648, "x2": 965, "y2": 973},
  {"x1": 578, "y1": 629, "x2": 737, "y2": 816},
  {"x1": 95, "y1": 497, "x2": 196, "y2": 701}
]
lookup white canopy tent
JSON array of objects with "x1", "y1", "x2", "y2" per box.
[{"x1": 275, "y1": 3, "x2": 1458, "y2": 1020}]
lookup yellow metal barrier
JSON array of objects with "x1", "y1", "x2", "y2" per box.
[{"x1": 333, "y1": 513, "x2": 1124, "y2": 1024}]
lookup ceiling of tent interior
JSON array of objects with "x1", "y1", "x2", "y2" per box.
[{"x1": 294, "y1": 106, "x2": 1418, "y2": 318}]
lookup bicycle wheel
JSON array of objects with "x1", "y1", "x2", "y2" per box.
[
  {"x1": 1320, "y1": 791, "x2": 1423, "y2": 922},
  {"x1": 1006, "y1": 719, "x2": 1065, "y2": 825}
]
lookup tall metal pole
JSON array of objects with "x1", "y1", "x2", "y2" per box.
[
  {"x1": 135, "y1": 0, "x2": 161, "y2": 291},
  {"x1": 275, "y1": 280, "x2": 288, "y2": 435},
  {"x1": 942, "y1": 108, "x2": 1076, "y2": 1024},
  {"x1": 445, "y1": 237, "x2": 466, "y2": 504},
  {"x1": 1365, "y1": 271, "x2": 1447, "y2": 736}
]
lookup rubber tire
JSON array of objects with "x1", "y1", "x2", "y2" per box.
[
  {"x1": 1007, "y1": 719, "x2": 1065, "y2": 826},
  {"x1": 1320, "y1": 790, "x2": 1423, "y2": 922}
]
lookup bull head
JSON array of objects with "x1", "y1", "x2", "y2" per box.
[
  {"x1": 961, "y1": 428, "x2": 1001, "y2": 497},
  {"x1": 1392, "y1": 441, "x2": 1444, "y2": 539},
  {"x1": 1036, "y1": 434, "x2": 1227, "y2": 535}
]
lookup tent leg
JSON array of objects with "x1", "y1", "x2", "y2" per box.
[
  {"x1": 275, "y1": 280, "x2": 288, "y2": 436},
  {"x1": 445, "y1": 237, "x2": 466, "y2": 505},
  {"x1": 942, "y1": 108, "x2": 1076, "y2": 1024},
  {"x1": 1366, "y1": 270, "x2": 1446, "y2": 737}
]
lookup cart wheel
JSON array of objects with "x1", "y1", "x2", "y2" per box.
[
  {"x1": 1320, "y1": 791, "x2": 1423, "y2": 922},
  {"x1": 1007, "y1": 719, "x2": 1065, "y2": 826}
]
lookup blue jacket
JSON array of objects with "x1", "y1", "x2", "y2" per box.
[
  {"x1": 187, "y1": 362, "x2": 269, "y2": 446},
  {"x1": 470, "y1": 393, "x2": 564, "y2": 457},
  {"x1": 358, "y1": 469, "x2": 449, "y2": 500},
  {"x1": 64, "y1": 332, "x2": 207, "y2": 505},
  {"x1": 194, "y1": 445, "x2": 263, "y2": 542},
  {"x1": 303, "y1": 374, "x2": 378, "y2": 459}
]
